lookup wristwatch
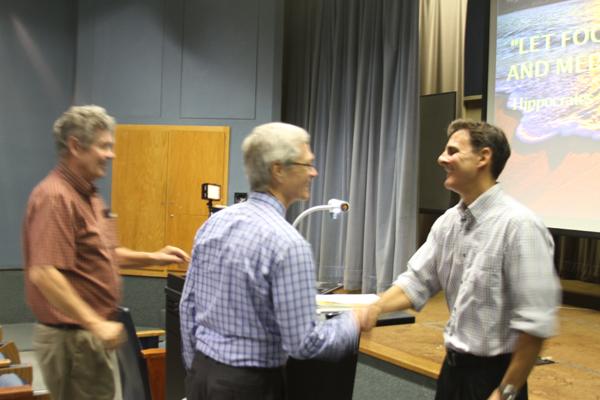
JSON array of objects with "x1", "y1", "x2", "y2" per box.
[{"x1": 499, "y1": 384, "x2": 518, "y2": 400}]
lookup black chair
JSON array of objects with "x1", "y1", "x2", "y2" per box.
[{"x1": 116, "y1": 307, "x2": 152, "y2": 400}]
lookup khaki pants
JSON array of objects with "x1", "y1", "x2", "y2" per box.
[{"x1": 33, "y1": 324, "x2": 123, "y2": 400}]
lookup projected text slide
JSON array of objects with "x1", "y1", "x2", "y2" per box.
[{"x1": 493, "y1": 0, "x2": 600, "y2": 233}]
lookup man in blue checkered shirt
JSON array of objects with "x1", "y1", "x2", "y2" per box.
[{"x1": 180, "y1": 122, "x2": 359, "y2": 400}]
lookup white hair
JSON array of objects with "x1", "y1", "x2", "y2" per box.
[{"x1": 242, "y1": 122, "x2": 310, "y2": 191}]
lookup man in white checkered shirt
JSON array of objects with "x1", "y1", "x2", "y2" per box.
[{"x1": 359, "y1": 119, "x2": 560, "y2": 400}]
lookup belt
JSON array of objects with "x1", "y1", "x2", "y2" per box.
[
  {"x1": 445, "y1": 348, "x2": 512, "y2": 368},
  {"x1": 197, "y1": 351, "x2": 285, "y2": 373},
  {"x1": 41, "y1": 322, "x2": 83, "y2": 330}
]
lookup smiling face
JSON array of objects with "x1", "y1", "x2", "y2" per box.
[
  {"x1": 71, "y1": 129, "x2": 115, "y2": 182},
  {"x1": 437, "y1": 129, "x2": 485, "y2": 200},
  {"x1": 277, "y1": 142, "x2": 318, "y2": 207}
]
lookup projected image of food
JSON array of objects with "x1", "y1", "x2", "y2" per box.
[{"x1": 492, "y1": 0, "x2": 600, "y2": 232}]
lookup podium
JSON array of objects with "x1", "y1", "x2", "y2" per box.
[
  {"x1": 286, "y1": 310, "x2": 414, "y2": 400},
  {"x1": 165, "y1": 274, "x2": 414, "y2": 400},
  {"x1": 286, "y1": 347, "x2": 358, "y2": 400}
]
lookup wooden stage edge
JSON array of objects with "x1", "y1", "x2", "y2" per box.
[{"x1": 359, "y1": 288, "x2": 600, "y2": 400}]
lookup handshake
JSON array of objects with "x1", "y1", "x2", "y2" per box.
[
  {"x1": 352, "y1": 303, "x2": 385, "y2": 332},
  {"x1": 334, "y1": 286, "x2": 413, "y2": 332}
]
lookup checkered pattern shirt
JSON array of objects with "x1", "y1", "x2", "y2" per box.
[
  {"x1": 180, "y1": 192, "x2": 358, "y2": 369},
  {"x1": 395, "y1": 184, "x2": 560, "y2": 356},
  {"x1": 22, "y1": 163, "x2": 121, "y2": 324}
]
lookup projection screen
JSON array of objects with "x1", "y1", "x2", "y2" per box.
[{"x1": 487, "y1": 0, "x2": 600, "y2": 234}]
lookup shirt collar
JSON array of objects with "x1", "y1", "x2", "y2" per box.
[
  {"x1": 249, "y1": 191, "x2": 286, "y2": 217},
  {"x1": 458, "y1": 184, "x2": 502, "y2": 223},
  {"x1": 55, "y1": 161, "x2": 97, "y2": 197}
]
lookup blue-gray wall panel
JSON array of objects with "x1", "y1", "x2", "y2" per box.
[
  {"x1": 121, "y1": 276, "x2": 167, "y2": 328},
  {"x1": 180, "y1": 0, "x2": 259, "y2": 119},
  {"x1": 0, "y1": 0, "x2": 76, "y2": 269},
  {"x1": 75, "y1": 0, "x2": 282, "y2": 205},
  {"x1": 0, "y1": 270, "x2": 165, "y2": 328},
  {"x1": 0, "y1": 270, "x2": 35, "y2": 323},
  {"x1": 1, "y1": 0, "x2": 282, "y2": 326},
  {"x1": 85, "y1": 0, "x2": 165, "y2": 119}
]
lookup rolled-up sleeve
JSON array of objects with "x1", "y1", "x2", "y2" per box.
[
  {"x1": 394, "y1": 230, "x2": 442, "y2": 311},
  {"x1": 505, "y1": 218, "x2": 561, "y2": 338}
]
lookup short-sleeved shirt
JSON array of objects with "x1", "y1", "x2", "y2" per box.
[{"x1": 22, "y1": 163, "x2": 121, "y2": 324}]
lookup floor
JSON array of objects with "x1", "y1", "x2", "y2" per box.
[{"x1": 360, "y1": 292, "x2": 600, "y2": 400}]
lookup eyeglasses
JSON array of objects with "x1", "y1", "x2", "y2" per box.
[{"x1": 289, "y1": 162, "x2": 316, "y2": 169}]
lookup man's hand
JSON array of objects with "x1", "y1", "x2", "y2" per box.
[
  {"x1": 151, "y1": 245, "x2": 191, "y2": 265},
  {"x1": 357, "y1": 304, "x2": 383, "y2": 332},
  {"x1": 117, "y1": 246, "x2": 192, "y2": 267},
  {"x1": 356, "y1": 286, "x2": 413, "y2": 332},
  {"x1": 87, "y1": 320, "x2": 125, "y2": 350},
  {"x1": 29, "y1": 265, "x2": 123, "y2": 347},
  {"x1": 115, "y1": 246, "x2": 190, "y2": 268},
  {"x1": 487, "y1": 388, "x2": 502, "y2": 400}
]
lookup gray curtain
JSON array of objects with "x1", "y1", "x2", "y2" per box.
[{"x1": 283, "y1": 0, "x2": 420, "y2": 293}]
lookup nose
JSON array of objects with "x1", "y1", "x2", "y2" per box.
[
  {"x1": 106, "y1": 148, "x2": 116, "y2": 160},
  {"x1": 310, "y1": 165, "x2": 318, "y2": 178},
  {"x1": 437, "y1": 151, "x2": 448, "y2": 167}
]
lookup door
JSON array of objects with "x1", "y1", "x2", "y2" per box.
[{"x1": 112, "y1": 125, "x2": 229, "y2": 277}]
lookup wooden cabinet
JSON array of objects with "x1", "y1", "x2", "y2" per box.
[{"x1": 111, "y1": 125, "x2": 229, "y2": 277}]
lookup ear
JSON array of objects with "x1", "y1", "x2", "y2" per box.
[
  {"x1": 270, "y1": 162, "x2": 286, "y2": 185},
  {"x1": 478, "y1": 147, "x2": 492, "y2": 170},
  {"x1": 66, "y1": 136, "x2": 82, "y2": 157}
]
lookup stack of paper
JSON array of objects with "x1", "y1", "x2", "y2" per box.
[{"x1": 316, "y1": 294, "x2": 379, "y2": 313}]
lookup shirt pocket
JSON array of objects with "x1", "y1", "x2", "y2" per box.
[{"x1": 465, "y1": 253, "x2": 502, "y2": 304}]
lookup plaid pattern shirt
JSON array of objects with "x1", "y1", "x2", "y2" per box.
[
  {"x1": 180, "y1": 192, "x2": 358, "y2": 369},
  {"x1": 22, "y1": 163, "x2": 121, "y2": 324},
  {"x1": 395, "y1": 184, "x2": 560, "y2": 356}
]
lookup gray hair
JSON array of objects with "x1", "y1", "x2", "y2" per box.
[
  {"x1": 53, "y1": 105, "x2": 116, "y2": 156},
  {"x1": 242, "y1": 122, "x2": 310, "y2": 191}
]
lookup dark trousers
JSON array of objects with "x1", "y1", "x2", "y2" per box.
[
  {"x1": 435, "y1": 349, "x2": 528, "y2": 400},
  {"x1": 185, "y1": 352, "x2": 285, "y2": 400}
]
